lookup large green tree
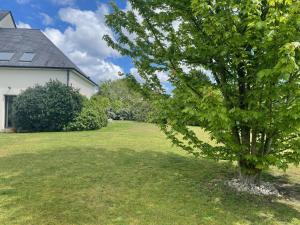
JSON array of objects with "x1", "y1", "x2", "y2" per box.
[{"x1": 104, "y1": 0, "x2": 300, "y2": 184}]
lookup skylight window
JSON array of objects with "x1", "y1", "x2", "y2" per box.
[
  {"x1": 0, "y1": 52, "x2": 14, "y2": 61},
  {"x1": 19, "y1": 52, "x2": 35, "y2": 62}
]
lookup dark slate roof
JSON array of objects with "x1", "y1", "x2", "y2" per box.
[
  {"x1": 0, "y1": 28, "x2": 97, "y2": 86},
  {"x1": 0, "y1": 11, "x2": 9, "y2": 21}
]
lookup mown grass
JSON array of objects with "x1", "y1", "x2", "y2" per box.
[{"x1": 0, "y1": 121, "x2": 299, "y2": 225}]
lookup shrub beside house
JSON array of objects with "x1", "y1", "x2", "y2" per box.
[
  {"x1": 0, "y1": 10, "x2": 98, "y2": 132},
  {"x1": 66, "y1": 96, "x2": 109, "y2": 131},
  {"x1": 13, "y1": 80, "x2": 83, "y2": 132},
  {"x1": 13, "y1": 80, "x2": 108, "y2": 132}
]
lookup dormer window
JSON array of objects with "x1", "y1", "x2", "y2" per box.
[
  {"x1": 0, "y1": 52, "x2": 14, "y2": 61},
  {"x1": 19, "y1": 52, "x2": 35, "y2": 62}
]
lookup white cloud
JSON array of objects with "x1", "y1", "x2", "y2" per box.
[
  {"x1": 17, "y1": 22, "x2": 32, "y2": 29},
  {"x1": 16, "y1": 0, "x2": 31, "y2": 4},
  {"x1": 69, "y1": 50, "x2": 122, "y2": 81},
  {"x1": 125, "y1": 1, "x2": 143, "y2": 23},
  {"x1": 51, "y1": 0, "x2": 75, "y2": 6},
  {"x1": 180, "y1": 63, "x2": 214, "y2": 81},
  {"x1": 122, "y1": 1, "x2": 143, "y2": 43},
  {"x1": 156, "y1": 70, "x2": 169, "y2": 82},
  {"x1": 40, "y1": 13, "x2": 54, "y2": 25},
  {"x1": 43, "y1": 5, "x2": 122, "y2": 82},
  {"x1": 57, "y1": 6, "x2": 119, "y2": 58},
  {"x1": 172, "y1": 19, "x2": 182, "y2": 32},
  {"x1": 130, "y1": 67, "x2": 169, "y2": 83},
  {"x1": 130, "y1": 67, "x2": 144, "y2": 83},
  {"x1": 130, "y1": 67, "x2": 173, "y2": 94}
]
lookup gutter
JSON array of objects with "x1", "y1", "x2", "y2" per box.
[{"x1": 67, "y1": 69, "x2": 70, "y2": 86}]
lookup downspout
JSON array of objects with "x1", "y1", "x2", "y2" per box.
[{"x1": 67, "y1": 69, "x2": 70, "y2": 86}]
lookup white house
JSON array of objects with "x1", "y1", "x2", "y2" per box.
[{"x1": 0, "y1": 11, "x2": 98, "y2": 131}]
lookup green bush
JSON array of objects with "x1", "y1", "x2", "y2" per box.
[
  {"x1": 98, "y1": 77, "x2": 154, "y2": 122},
  {"x1": 66, "y1": 97, "x2": 108, "y2": 131},
  {"x1": 13, "y1": 80, "x2": 84, "y2": 132}
]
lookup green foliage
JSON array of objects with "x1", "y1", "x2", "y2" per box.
[
  {"x1": 13, "y1": 80, "x2": 84, "y2": 132},
  {"x1": 98, "y1": 76, "x2": 154, "y2": 122},
  {"x1": 105, "y1": 0, "x2": 300, "y2": 181},
  {"x1": 66, "y1": 97, "x2": 109, "y2": 131}
]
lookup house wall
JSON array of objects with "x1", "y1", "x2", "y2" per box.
[
  {"x1": 69, "y1": 70, "x2": 97, "y2": 98},
  {"x1": 0, "y1": 67, "x2": 97, "y2": 131},
  {"x1": 0, "y1": 14, "x2": 15, "y2": 28}
]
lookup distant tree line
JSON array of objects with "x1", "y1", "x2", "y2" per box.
[{"x1": 97, "y1": 75, "x2": 155, "y2": 123}]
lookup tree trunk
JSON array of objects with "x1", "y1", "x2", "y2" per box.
[{"x1": 238, "y1": 159, "x2": 262, "y2": 185}]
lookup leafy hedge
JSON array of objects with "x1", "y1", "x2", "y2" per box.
[
  {"x1": 13, "y1": 80, "x2": 84, "y2": 132},
  {"x1": 98, "y1": 76, "x2": 154, "y2": 122},
  {"x1": 66, "y1": 97, "x2": 108, "y2": 131}
]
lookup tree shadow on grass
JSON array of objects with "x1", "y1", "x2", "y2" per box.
[
  {"x1": 262, "y1": 172, "x2": 300, "y2": 201},
  {"x1": 0, "y1": 147, "x2": 299, "y2": 225}
]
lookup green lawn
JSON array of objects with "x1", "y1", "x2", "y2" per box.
[{"x1": 0, "y1": 121, "x2": 299, "y2": 225}]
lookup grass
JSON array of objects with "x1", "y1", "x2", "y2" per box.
[{"x1": 0, "y1": 121, "x2": 299, "y2": 225}]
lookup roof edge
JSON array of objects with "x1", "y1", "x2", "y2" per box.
[{"x1": 9, "y1": 11, "x2": 17, "y2": 28}]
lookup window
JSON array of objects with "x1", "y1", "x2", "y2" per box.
[
  {"x1": 19, "y1": 52, "x2": 35, "y2": 62},
  {"x1": 0, "y1": 52, "x2": 14, "y2": 61}
]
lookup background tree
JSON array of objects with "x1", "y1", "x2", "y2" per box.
[
  {"x1": 98, "y1": 76, "x2": 154, "y2": 122},
  {"x1": 104, "y1": 0, "x2": 300, "y2": 184},
  {"x1": 66, "y1": 96, "x2": 109, "y2": 131}
]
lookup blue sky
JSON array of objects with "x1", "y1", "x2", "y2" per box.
[
  {"x1": 0, "y1": 0, "x2": 173, "y2": 92},
  {"x1": 0, "y1": 0, "x2": 135, "y2": 82}
]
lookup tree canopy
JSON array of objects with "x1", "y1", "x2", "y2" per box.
[{"x1": 104, "y1": 0, "x2": 300, "y2": 183}]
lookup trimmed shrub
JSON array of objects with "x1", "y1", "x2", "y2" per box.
[
  {"x1": 66, "y1": 97, "x2": 108, "y2": 131},
  {"x1": 98, "y1": 77, "x2": 154, "y2": 122},
  {"x1": 13, "y1": 80, "x2": 84, "y2": 132},
  {"x1": 107, "y1": 108, "x2": 133, "y2": 121}
]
